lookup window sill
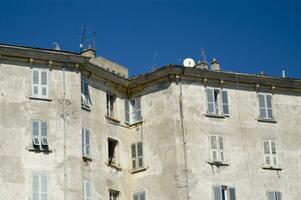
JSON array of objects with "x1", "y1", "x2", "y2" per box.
[
  {"x1": 257, "y1": 118, "x2": 277, "y2": 123},
  {"x1": 106, "y1": 162, "x2": 122, "y2": 171},
  {"x1": 262, "y1": 166, "x2": 282, "y2": 171},
  {"x1": 105, "y1": 115, "x2": 121, "y2": 124},
  {"x1": 82, "y1": 155, "x2": 93, "y2": 162},
  {"x1": 126, "y1": 120, "x2": 144, "y2": 127},
  {"x1": 207, "y1": 161, "x2": 230, "y2": 167},
  {"x1": 28, "y1": 96, "x2": 53, "y2": 102},
  {"x1": 81, "y1": 105, "x2": 91, "y2": 112},
  {"x1": 28, "y1": 147, "x2": 53, "y2": 153},
  {"x1": 205, "y1": 114, "x2": 228, "y2": 119},
  {"x1": 131, "y1": 167, "x2": 147, "y2": 174}
]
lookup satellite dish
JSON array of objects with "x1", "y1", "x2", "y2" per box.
[{"x1": 183, "y1": 58, "x2": 195, "y2": 67}]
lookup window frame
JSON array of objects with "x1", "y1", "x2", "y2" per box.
[
  {"x1": 258, "y1": 93, "x2": 274, "y2": 120},
  {"x1": 108, "y1": 138, "x2": 119, "y2": 167},
  {"x1": 31, "y1": 119, "x2": 49, "y2": 150},
  {"x1": 212, "y1": 185, "x2": 236, "y2": 200},
  {"x1": 263, "y1": 140, "x2": 278, "y2": 168},
  {"x1": 81, "y1": 78, "x2": 91, "y2": 109},
  {"x1": 205, "y1": 87, "x2": 229, "y2": 117},
  {"x1": 125, "y1": 96, "x2": 142, "y2": 124},
  {"x1": 209, "y1": 135, "x2": 226, "y2": 163},
  {"x1": 131, "y1": 142, "x2": 144, "y2": 170},
  {"x1": 106, "y1": 92, "x2": 117, "y2": 118},
  {"x1": 31, "y1": 68, "x2": 49, "y2": 99},
  {"x1": 82, "y1": 127, "x2": 92, "y2": 158},
  {"x1": 32, "y1": 173, "x2": 48, "y2": 200}
]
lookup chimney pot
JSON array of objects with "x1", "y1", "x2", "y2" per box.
[{"x1": 210, "y1": 58, "x2": 220, "y2": 71}]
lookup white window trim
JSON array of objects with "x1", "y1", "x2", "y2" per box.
[
  {"x1": 31, "y1": 68, "x2": 49, "y2": 99},
  {"x1": 205, "y1": 87, "x2": 229, "y2": 116}
]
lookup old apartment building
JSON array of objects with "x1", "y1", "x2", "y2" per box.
[{"x1": 0, "y1": 43, "x2": 300, "y2": 200}]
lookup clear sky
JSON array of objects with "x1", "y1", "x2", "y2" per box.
[{"x1": 0, "y1": 0, "x2": 300, "y2": 78}]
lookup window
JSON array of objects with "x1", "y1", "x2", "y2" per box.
[
  {"x1": 210, "y1": 135, "x2": 225, "y2": 163},
  {"x1": 133, "y1": 191, "x2": 146, "y2": 200},
  {"x1": 107, "y1": 93, "x2": 116, "y2": 118},
  {"x1": 32, "y1": 68, "x2": 49, "y2": 98},
  {"x1": 83, "y1": 180, "x2": 92, "y2": 200},
  {"x1": 108, "y1": 138, "x2": 119, "y2": 166},
  {"x1": 109, "y1": 189, "x2": 119, "y2": 200},
  {"x1": 258, "y1": 94, "x2": 273, "y2": 120},
  {"x1": 264, "y1": 140, "x2": 278, "y2": 167},
  {"x1": 206, "y1": 88, "x2": 229, "y2": 116},
  {"x1": 81, "y1": 78, "x2": 91, "y2": 109},
  {"x1": 131, "y1": 142, "x2": 143, "y2": 170},
  {"x1": 267, "y1": 191, "x2": 282, "y2": 200},
  {"x1": 32, "y1": 173, "x2": 48, "y2": 200},
  {"x1": 125, "y1": 97, "x2": 142, "y2": 124},
  {"x1": 32, "y1": 120, "x2": 49, "y2": 150},
  {"x1": 82, "y1": 128, "x2": 91, "y2": 157},
  {"x1": 213, "y1": 186, "x2": 236, "y2": 200}
]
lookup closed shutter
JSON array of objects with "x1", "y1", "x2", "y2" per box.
[
  {"x1": 85, "y1": 129, "x2": 90, "y2": 156},
  {"x1": 258, "y1": 94, "x2": 266, "y2": 118},
  {"x1": 32, "y1": 70, "x2": 40, "y2": 96},
  {"x1": 271, "y1": 141, "x2": 277, "y2": 166},
  {"x1": 32, "y1": 174, "x2": 39, "y2": 200},
  {"x1": 268, "y1": 192, "x2": 277, "y2": 200},
  {"x1": 140, "y1": 192, "x2": 146, "y2": 200},
  {"x1": 83, "y1": 181, "x2": 92, "y2": 200},
  {"x1": 131, "y1": 144, "x2": 137, "y2": 169},
  {"x1": 229, "y1": 187, "x2": 236, "y2": 200},
  {"x1": 275, "y1": 192, "x2": 282, "y2": 200},
  {"x1": 41, "y1": 71, "x2": 48, "y2": 97},
  {"x1": 206, "y1": 88, "x2": 215, "y2": 114},
  {"x1": 218, "y1": 136, "x2": 225, "y2": 162},
  {"x1": 222, "y1": 91, "x2": 229, "y2": 115},
  {"x1": 82, "y1": 128, "x2": 85, "y2": 156},
  {"x1": 40, "y1": 174, "x2": 48, "y2": 200},
  {"x1": 212, "y1": 186, "x2": 222, "y2": 200},
  {"x1": 266, "y1": 95, "x2": 273, "y2": 119},
  {"x1": 125, "y1": 99, "x2": 130, "y2": 123},
  {"x1": 210, "y1": 136, "x2": 218, "y2": 161},
  {"x1": 32, "y1": 121, "x2": 40, "y2": 146},
  {"x1": 264, "y1": 141, "x2": 271, "y2": 165},
  {"x1": 137, "y1": 142, "x2": 143, "y2": 168},
  {"x1": 135, "y1": 97, "x2": 142, "y2": 121}
]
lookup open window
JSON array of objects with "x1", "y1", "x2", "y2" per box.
[
  {"x1": 206, "y1": 88, "x2": 229, "y2": 116},
  {"x1": 125, "y1": 96, "x2": 142, "y2": 124},
  {"x1": 107, "y1": 93, "x2": 116, "y2": 118},
  {"x1": 108, "y1": 138, "x2": 119, "y2": 166},
  {"x1": 213, "y1": 185, "x2": 236, "y2": 200},
  {"x1": 109, "y1": 189, "x2": 120, "y2": 200},
  {"x1": 32, "y1": 120, "x2": 49, "y2": 151},
  {"x1": 81, "y1": 78, "x2": 91, "y2": 109}
]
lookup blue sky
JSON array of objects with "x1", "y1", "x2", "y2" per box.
[{"x1": 0, "y1": 0, "x2": 300, "y2": 78}]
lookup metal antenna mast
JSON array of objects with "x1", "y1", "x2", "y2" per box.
[{"x1": 80, "y1": 26, "x2": 86, "y2": 52}]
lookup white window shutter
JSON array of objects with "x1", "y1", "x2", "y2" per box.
[
  {"x1": 85, "y1": 129, "x2": 91, "y2": 156},
  {"x1": 271, "y1": 141, "x2": 277, "y2": 166},
  {"x1": 222, "y1": 90, "x2": 229, "y2": 115},
  {"x1": 266, "y1": 95, "x2": 273, "y2": 119},
  {"x1": 206, "y1": 88, "x2": 215, "y2": 114},
  {"x1": 264, "y1": 141, "x2": 271, "y2": 165},
  {"x1": 275, "y1": 192, "x2": 282, "y2": 200},
  {"x1": 268, "y1": 192, "x2": 277, "y2": 200},
  {"x1": 229, "y1": 187, "x2": 236, "y2": 200},
  {"x1": 137, "y1": 142, "x2": 143, "y2": 168},
  {"x1": 32, "y1": 70, "x2": 40, "y2": 96},
  {"x1": 40, "y1": 174, "x2": 48, "y2": 200},
  {"x1": 125, "y1": 99, "x2": 130, "y2": 123},
  {"x1": 218, "y1": 136, "x2": 225, "y2": 162},
  {"x1": 40, "y1": 71, "x2": 48, "y2": 97},
  {"x1": 212, "y1": 186, "x2": 222, "y2": 200},
  {"x1": 82, "y1": 128, "x2": 85, "y2": 156},
  {"x1": 135, "y1": 97, "x2": 142, "y2": 121},
  {"x1": 32, "y1": 174, "x2": 39, "y2": 200},
  {"x1": 210, "y1": 136, "x2": 218, "y2": 161},
  {"x1": 258, "y1": 94, "x2": 266, "y2": 118}
]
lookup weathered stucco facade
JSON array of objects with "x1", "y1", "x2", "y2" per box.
[{"x1": 0, "y1": 44, "x2": 300, "y2": 200}]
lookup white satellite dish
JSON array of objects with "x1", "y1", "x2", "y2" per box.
[{"x1": 183, "y1": 58, "x2": 195, "y2": 67}]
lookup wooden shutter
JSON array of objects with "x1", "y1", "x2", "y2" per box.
[
  {"x1": 125, "y1": 99, "x2": 130, "y2": 123},
  {"x1": 206, "y1": 88, "x2": 215, "y2": 114},
  {"x1": 229, "y1": 187, "x2": 236, "y2": 200},
  {"x1": 137, "y1": 142, "x2": 143, "y2": 168},
  {"x1": 212, "y1": 186, "x2": 222, "y2": 200},
  {"x1": 258, "y1": 94, "x2": 266, "y2": 118},
  {"x1": 210, "y1": 136, "x2": 218, "y2": 161},
  {"x1": 131, "y1": 144, "x2": 137, "y2": 169},
  {"x1": 222, "y1": 90, "x2": 229, "y2": 115}
]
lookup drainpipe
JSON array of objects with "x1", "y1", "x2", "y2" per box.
[
  {"x1": 63, "y1": 68, "x2": 67, "y2": 200},
  {"x1": 177, "y1": 75, "x2": 190, "y2": 200}
]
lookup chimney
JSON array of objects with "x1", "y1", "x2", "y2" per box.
[
  {"x1": 195, "y1": 60, "x2": 209, "y2": 69},
  {"x1": 210, "y1": 58, "x2": 220, "y2": 71},
  {"x1": 81, "y1": 45, "x2": 96, "y2": 58}
]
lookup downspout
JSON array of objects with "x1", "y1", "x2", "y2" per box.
[
  {"x1": 177, "y1": 75, "x2": 190, "y2": 200},
  {"x1": 63, "y1": 68, "x2": 67, "y2": 200}
]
